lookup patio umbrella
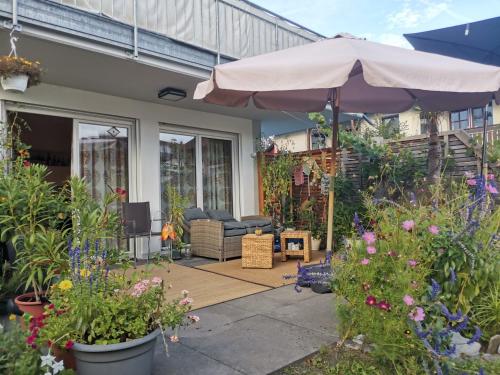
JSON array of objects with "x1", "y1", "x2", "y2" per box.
[{"x1": 194, "y1": 35, "x2": 500, "y2": 252}]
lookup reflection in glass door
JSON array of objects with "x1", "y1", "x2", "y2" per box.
[
  {"x1": 159, "y1": 133, "x2": 197, "y2": 215},
  {"x1": 159, "y1": 131, "x2": 235, "y2": 216},
  {"x1": 78, "y1": 123, "x2": 129, "y2": 203},
  {"x1": 202, "y1": 137, "x2": 233, "y2": 213}
]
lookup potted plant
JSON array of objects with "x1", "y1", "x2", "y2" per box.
[
  {"x1": 0, "y1": 56, "x2": 41, "y2": 92},
  {"x1": 34, "y1": 241, "x2": 198, "y2": 375}
]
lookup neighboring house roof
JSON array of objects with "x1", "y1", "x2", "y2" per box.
[{"x1": 404, "y1": 16, "x2": 500, "y2": 67}]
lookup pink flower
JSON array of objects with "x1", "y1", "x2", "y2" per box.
[
  {"x1": 65, "y1": 340, "x2": 74, "y2": 350},
  {"x1": 366, "y1": 246, "x2": 377, "y2": 255},
  {"x1": 365, "y1": 295, "x2": 377, "y2": 306},
  {"x1": 403, "y1": 295, "x2": 414, "y2": 306},
  {"x1": 180, "y1": 297, "x2": 193, "y2": 306},
  {"x1": 360, "y1": 258, "x2": 370, "y2": 265},
  {"x1": 152, "y1": 277, "x2": 162, "y2": 285},
  {"x1": 486, "y1": 184, "x2": 498, "y2": 194},
  {"x1": 464, "y1": 171, "x2": 475, "y2": 179},
  {"x1": 466, "y1": 179, "x2": 477, "y2": 186},
  {"x1": 362, "y1": 231, "x2": 376, "y2": 245},
  {"x1": 486, "y1": 173, "x2": 495, "y2": 181},
  {"x1": 188, "y1": 315, "x2": 200, "y2": 323},
  {"x1": 407, "y1": 259, "x2": 418, "y2": 267},
  {"x1": 170, "y1": 335, "x2": 179, "y2": 343},
  {"x1": 402, "y1": 220, "x2": 415, "y2": 231},
  {"x1": 428, "y1": 225, "x2": 439, "y2": 235},
  {"x1": 408, "y1": 307, "x2": 425, "y2": 322}
]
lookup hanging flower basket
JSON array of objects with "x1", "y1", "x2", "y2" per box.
[{"x1": 0, "y1": 56, "x2": 41, "y2": 93}]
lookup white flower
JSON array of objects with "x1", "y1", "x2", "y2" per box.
[
  {"x1": 40, "y1": 353, "x2": 56, "y2": 368},
  {"x1": 44, "y1": 372, "x2": 51, "y2": 375},
  {"x1": 52, "y1": 360, "x2": 65, "y2": 374}
]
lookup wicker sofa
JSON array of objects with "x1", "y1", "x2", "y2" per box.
[{"x1": 183, "y1": 208, "x2": 273, "y2": 261}]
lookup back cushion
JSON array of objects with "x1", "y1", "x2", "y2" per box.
[
  {"x1": 183, "y1": 208, "x2": 208, "y2": 222},
  {"x1": 205, "y1": 209, "x2": 235, "y2": 222}
]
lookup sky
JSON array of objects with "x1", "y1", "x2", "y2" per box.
[{"x1": 250, "y1": 0, "x2": 500, "y2": 48}]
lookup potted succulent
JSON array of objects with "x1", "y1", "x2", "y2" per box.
[
  {"x1": 34, "y1": 241, "x2": 198, "y2": 375},
  {"x1": 0, "y1": 56, "x2": 41, "y2": 92}
]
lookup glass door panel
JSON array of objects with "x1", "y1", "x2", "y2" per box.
[
  {"x1": 160, "y1": 133, "x2": 197, "y2": 215},
  {"x1": 78, "y1": 123, "x2": 129, "y2": 203},
  {"x1": 202, "y1": 137, "x2": 233, "y2": 213}
]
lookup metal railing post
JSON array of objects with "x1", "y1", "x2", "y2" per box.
[
  {"x1": 215, "y1": 0, "x2": 221, "y2": 64},
  {"x1": 133, "y1": 0, "x2": 138, "y2": 58},
  {"x1": 12, "y1": 0, "x2": 18, "y2": 27}
]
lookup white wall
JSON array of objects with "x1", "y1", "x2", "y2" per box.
[
  {"x1": 399, "y1": 109, "x2": 450, "y2": 136},
  {"x1": 1, "y1": 83, "x2": 258, "y2": 255}
]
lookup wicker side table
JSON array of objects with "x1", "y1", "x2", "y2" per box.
[
  {"x1": 280, "y1": 230, "x2": 312, "y2": 263},
  {"x1": 242, "y1": 234, "x2": 274, "y2": 269}
]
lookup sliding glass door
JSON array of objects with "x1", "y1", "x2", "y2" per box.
[{"x1": 159, "y1": 131, "x2": 236, "y2": 217}]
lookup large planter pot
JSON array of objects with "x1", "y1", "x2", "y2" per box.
[
  {"x1": 1, "y1": 74, "x2": 29, "y2": 92},
  {"x1": 14, "y1": 292, "x2": 49, "y2": 317},
  {"x1": 72, "y1": 328, "x2": 161, "y2": 375},
  {"x1": 311, "y1": 237, "x2": 321, "y2": 251}
]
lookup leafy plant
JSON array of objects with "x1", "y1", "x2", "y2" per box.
[
  {"x1": 0, "y1": 56, "x2": 41, "y2": 87},
  {"x1": 261, "y1": 149, "x2": 297, "y2": 227},
  {"x1": 0, "y1": 323, "x2": 42, "y2": 375},
  {"x1": 164, "y1": 185, "x2": 189, "y2": 243},
  {"x1": 470, "y1": 284, "x2": 500, "y2": 341}
]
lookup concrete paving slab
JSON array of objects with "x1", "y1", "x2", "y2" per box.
[
  {"x1": 179, "y1": 303, "x2": 257, "y2": 338},
  {"x1": 153, "y1": 339, "x2": 243, "y2": 375},
  {"x1": 265, "y1": 294, "x2": 339, "y2": 337},
  {"x1": 180, "y1": 314, "x2": 337, "y2": 375}
]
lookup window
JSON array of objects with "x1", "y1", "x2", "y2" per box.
[
  {"x1": 160, "y1": 131, "x2": 235, "y2": 216},
  {"x1": 381, "y1": 115, "x2": 400, "y2": 133},
  {"x1": 310, "y1": 129, "x2": 326, "y2": 150},
  {"x1": 451, "y1": 103, "x2": 493, "y2": 130},
  {"x1": 420, "y1": 113, "x2": 430, "y2": 134}
]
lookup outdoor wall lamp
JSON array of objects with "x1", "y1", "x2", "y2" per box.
[{"x1": 158, "y1": 87, "x2": 187, "y2": 101}]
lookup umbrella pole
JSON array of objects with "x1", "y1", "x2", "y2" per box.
[
  {"x1": 326, "y1": 89, "x2": 340, "y2": 252},
  {"x1": 480, "y1": 104, "x2": 488, "y2": 177}
]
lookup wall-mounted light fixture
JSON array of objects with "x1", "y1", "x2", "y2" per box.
[{"x1": 158, "y1": 87, "x2": 187, "y2": 101}]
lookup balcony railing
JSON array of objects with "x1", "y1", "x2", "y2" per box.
[
  {"x1": 52, "y1": 0, "x2": 323, "y2": 60},
  {"x1": 465, "y1": 124, "x2": 500, "y2": 144}
]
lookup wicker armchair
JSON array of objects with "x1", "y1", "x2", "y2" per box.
[{"x1": 188, "y1": 214, "x2": 273, "y2": 262}]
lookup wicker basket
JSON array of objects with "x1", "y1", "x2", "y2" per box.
[{"x1": 242, "y1": 234, "x2": 274, "y2": 269}]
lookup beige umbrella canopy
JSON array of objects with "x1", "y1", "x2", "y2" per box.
[{"x1": 195, "y1": 35, "x2": 500, "y2": 251}]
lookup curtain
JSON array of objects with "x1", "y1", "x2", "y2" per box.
[
  {"x1": 202, "y1": 137, "x2": 233, "y2": 213},
  {"x1": 79, "y1": 124, "x2": 128, "y2": 204}
]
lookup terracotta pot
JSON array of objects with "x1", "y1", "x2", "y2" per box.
[
  {"x1": 52, "y1": 346, "x2": 77, "y2": 371},
  {"x1": 14, "y1": 292, "x2": 49, "y2": 317}
]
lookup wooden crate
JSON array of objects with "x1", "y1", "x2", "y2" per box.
[{"x1": 280, "y1": 230, "x2": 312, "y2": 263}]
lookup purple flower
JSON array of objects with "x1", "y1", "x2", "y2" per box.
[
  {"x1": 366, "y1": 246, "x2": 377, "y2": 255},
  {"x1": 441, "y1": 304, "x2": 463, "y2": 321},
  {"x1": 451, "y1": 316, "x2": 469, "y2": 333},
  {"x1": 467, "y1": 326, "x2": 481, "y2": 344},
  {"x1": 430, "y1": 279, "x2": 441, "y2": 300},
  {"x1": 360, "y1": 258, "x2": 370, "y2": 265},
  {"x1": 407, "y1": 259, "x2": 418, "y2": 267},
  {"x1": 486, "y1": 183, "x2": 498, "y2": 195}
]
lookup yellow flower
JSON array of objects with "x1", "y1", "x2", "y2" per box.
[
  {"x1": 57, "y1": 212, "x2": 66, "y2": 220},
  {"x1": 58, "y1": 279, "x2": 73, "y2": 291},
  {"x1": 8, "y1": 314, "x2": 16, "y2": 321},
  {"x1": 80, "y1": 269, "x2": 91, "y2": 278}
]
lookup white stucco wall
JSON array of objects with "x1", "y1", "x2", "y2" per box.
[
  {"x1": 399, "y1": 109, "x2": 450, "y2": 136},
  {"x1": 0, "y1": 83, "x2": 258, "y2": 255}
]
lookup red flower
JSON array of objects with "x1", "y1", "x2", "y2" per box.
[
  {"x1": 365, "y1": 295, "x2": 377, "y2": 306},
  {"x1": 377, "y1": 300, "x2": 391, "y2": 311},
  {"x1": 48, "y1": 303, "x2": 55, "y2": 310},
  {"x1": 26, "y1": 335, "x2": 36, "y2": 345},
  {"x1": 23, "y1": 160, "x2": 31, "y2": 167},
  {"x1": 65, "y1": 340, "x2": 74, "y2": 350},
  {"x1": 47, "y1": 340, "x2": 53, "y2": 347},
  {"x1": 116, "y1": 187, "x2": 127, "y2": 196}
]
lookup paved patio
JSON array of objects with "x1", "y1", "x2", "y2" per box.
[{"x1": 153, "y1": 285, "x2": 339, "y2": 375}]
